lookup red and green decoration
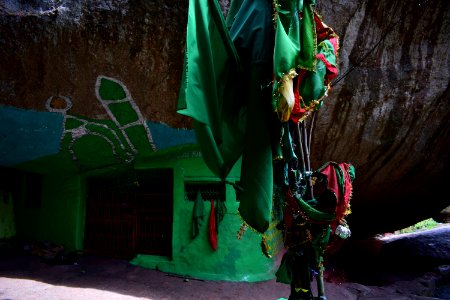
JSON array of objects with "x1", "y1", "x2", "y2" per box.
[
  {"x1": 178, "y1": 0, "x2": 355, "y2": 297},
  {"x1": 272, "y1": 0, "x2": 340, "y2": 123}
]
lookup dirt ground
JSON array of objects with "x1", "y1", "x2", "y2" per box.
[{"x1": 0, "y1": 251, "x2": 448, "y2": 300}]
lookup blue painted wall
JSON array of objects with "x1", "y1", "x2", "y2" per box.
[{"x1": 0, "y1": 106, "x2": 64, "y2": 166}]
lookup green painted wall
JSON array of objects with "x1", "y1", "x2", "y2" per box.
[
  {"x1": 13, "y1": 173, "x2": 85, "y2": 251},
  {"x1": 11, "y1": 145, "x2": 281, "y2": 282},
  {"x1": 0, "y1": 191, "x2": 16, "y2": 239},
  {"x1": 2, "y1": 76, "x2": 281, "y2": 281},
  {"x1": 131, "y1": 146, "x2": 280, "y2": 282}
]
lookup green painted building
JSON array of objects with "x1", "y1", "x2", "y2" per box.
[{"x1": 0, "y1": 76, "x2": 282, "y2": 282}]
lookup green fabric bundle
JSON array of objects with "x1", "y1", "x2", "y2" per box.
[
  {"x1": 192, "y1": 191, "x2": 204, "y2": 239},
  {"x1": 294, "y1": 195, "x2": 336, "y2": 223},
  {"x1": 177, "y1": 0, "x2": 244, "y2": 181},
  {"x1": 272, "y1": 0, "x2": 316, "y2": 113},
  {"x1": 226, "y1": 0, "x2": 275, "y2": 233},
  {"x1": 273, "y1": 0, "x2": 316, "y2": 78},
  {"x1": 178, "y1": 0, "x2": 274, "y2": 233},
  {"x1": 178, "y1": 0, "x2": 339, "y2": 234}
]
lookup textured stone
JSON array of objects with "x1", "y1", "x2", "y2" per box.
[
  {"x1": 311, "y1": 0, "x2": 449, "y2": 236},
  {"x1": 0, "y1": 0, "x2": 448, "y2": 236},
  {"x1": 0, "y1": 0, "x2": 189, "y2": 128}
]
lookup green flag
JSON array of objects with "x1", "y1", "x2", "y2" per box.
[
  {"x1": 178, "y1": 0, "x2": 274, "y2": 233},
  {"x1": 177, "y1": 0, "x2": 244, "y2": 180}
]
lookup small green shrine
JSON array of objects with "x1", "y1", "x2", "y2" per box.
[{"x1": 0, "y1": 75, "x2": 281, "y2": 282}]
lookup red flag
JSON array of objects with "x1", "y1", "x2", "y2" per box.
[{"x1": 208, "y1": 200, "x2": 217, "y2": 251}]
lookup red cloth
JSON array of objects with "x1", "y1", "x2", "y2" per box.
[
  {"x1": 319, "y1": 162, "x2": 353, "y2": 230},
  {"x1": 208, "y1": 200, "x2": 217, "y2": 251},
  {"x1": 319, "y1": 164, "x2": 341, "y2": 203},
  {"x1": 315, "y1": 13, "x2": 336, "y2": 43},
  {"x1": 316, "y1": 45, "x2": 338, "y2": 84},
  {"x1": 314, "y1": 13, "x2": 339, "y2": 85},
  {"x1": 290, "y1": 70, "x2": 308, "y2": 123}
]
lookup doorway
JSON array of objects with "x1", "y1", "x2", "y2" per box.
[{"x1": 84, "y1": 169, "x2": 173, "y2": 259}]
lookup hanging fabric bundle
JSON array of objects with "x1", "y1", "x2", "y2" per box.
[
  {"x1": 272, "y1": 0, "x2": 340, "y2": 124},
  {"x1": 178, "y1": 0, "x2": 275, "y2": 233},
  {"x1": 178, "y1": 1, "x2": 353, "y2": 299},
  {"x1": 315, "y1": 162, "x2": 355, "y2": 227},
  {"x1": 192, "y1": 191, "x2": 205, "y2": 239}
]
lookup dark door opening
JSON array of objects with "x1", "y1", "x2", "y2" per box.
[{"x1": 84, "y1": 169, "x2": 173, "y2": 259}]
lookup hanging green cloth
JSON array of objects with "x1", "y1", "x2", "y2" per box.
[
  {"x1": 215, "y1": 200, "x2": 227, "y2": 234},
  {"x1": 226, "y1": 0, "x2": 275, "y2": 233},
  {"x1": 192, "y1": 191, "x2": 204, "y2": 239},
  {"x1": 297, "y1": 39, "x2": 334, "y2": 105},
  {"x1": 236, "y1": 63, "x2": 274, "y2": 233},
  {"x1": 177, "y1": 0, "x2": 244, "y2": 181},
  {"x1": 275, "y1": 250, "x2": 296, "y2": 284},
  {"x1": 273, "y1": 0, "x2": 316, "y2": 78},
  {"x1": 272, "y1": 0, "x2": 316, "y2": 114},
  {"x1": 178, "y1": 0, "x2": 274, "y2": 233}
]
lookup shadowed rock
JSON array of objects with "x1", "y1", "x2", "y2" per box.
[{"x1": 0, "y1": 0, "x2": 448, "y2": 236}]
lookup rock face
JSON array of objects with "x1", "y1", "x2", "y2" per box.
[
  {"x1": 0, "y1": 0, "x2": 448, "y2": 237},
  {"x1": 313, "y1": 0, "x2": 449, "y2": 236},
  {"x1": 0, "y1": 0, "x2": 189, "y2": 127}
]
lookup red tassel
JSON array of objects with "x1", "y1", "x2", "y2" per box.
[{"x1": 208, "y1": 200, "x2": 217, "y2": 251}]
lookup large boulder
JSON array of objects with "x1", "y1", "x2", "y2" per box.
[
  {"x1": 313, "y1": 0, "x2": 449, "y2": 236},
  {"x1": 0, "y1": 0, "x2": 448, "y2": 237}
]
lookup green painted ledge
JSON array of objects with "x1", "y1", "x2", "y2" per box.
[{"x1": 130, "y1": 253, "x2": 279, "y2": 282}]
